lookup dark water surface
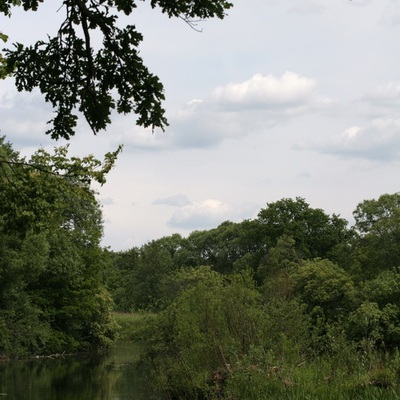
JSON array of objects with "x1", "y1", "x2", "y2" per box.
[{"x1": 0, "y1": 341, "x2": 156, "y2": 400}]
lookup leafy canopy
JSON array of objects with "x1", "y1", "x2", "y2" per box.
[
  {"x1": 0, "y1": 136, "x2": 120, "y2": 354},
  {"x1": 0, "y1": 0, "x2": 233, "y2": 139},
  {"x1": 257, "y1": 197, "x2": 349, "y2": 259},
  {"x1": 352, "y1": 193, "x2": 400, "y2": 278},
  {"x1": 0, "y1": 136, "x2": 121, "y2": 235}
]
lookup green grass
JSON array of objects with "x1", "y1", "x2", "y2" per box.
[
  {"x1": 223, "y1": 360, "x2": 400, "y2": 400},
  {"x1": 113, "y1": 312, "x2": 156, "y2": 341}
]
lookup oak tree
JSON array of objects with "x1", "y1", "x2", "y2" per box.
[{"x1": 1, "y1": 0, "x2": 233, "y2": 139}]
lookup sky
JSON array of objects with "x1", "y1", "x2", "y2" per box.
[{"x1": 1, "y1": 0, "x2": 400, "y2": 251}]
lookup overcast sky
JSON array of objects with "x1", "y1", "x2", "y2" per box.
[{"x1": 1, "y1": 0, "x2": 400, "y2": 250}]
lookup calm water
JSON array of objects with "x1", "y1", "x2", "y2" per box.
[{"x1": 0, "y1": 341, "x2": 156, "y2": 400}]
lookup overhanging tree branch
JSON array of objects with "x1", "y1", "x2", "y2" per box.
[{"x1": 0, "y1": 0, "x2": 233, "y2": 140}]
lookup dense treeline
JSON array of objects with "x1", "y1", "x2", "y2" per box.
[
  {"x1": 0, "y1": 137, "x2": 119, "y2": 357},
  {"x1": 105, "y1": 193, "x2": 400, "y2": 399}
]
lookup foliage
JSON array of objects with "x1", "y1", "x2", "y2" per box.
[
  {"x1": 290, "y1": 259, "x2": 355, "y2": 322},
  {"x1": 353, "y1": 193, "x2": 400, "y2": 237},
  {"x1": 113, "y1": 311, "x2": 156, "y2": 341},
  {"x1": 0, "y1": 31, "x2": 8, "y2": 79},
  {"x1": 103, "y1": 248, "x2": 140, "y2": 312},
  {"x1": 353, "y1": 193, "x2": 400, "y2": 278},
  {"x1": 181, "y1": 220, "x2": 266, "y2": 274},
  {"x1": 127, "y1": 235, "x2": 184, "y2": 310},
  {"x1": 140, "y1": 265, "x2": 400, "y2": 399},
  {"x1": 257, "y1": 234, "x2": 303, "y2": 289},
  {"x1": 1, "y1": 0, "x2": 233, "y2": 139},
  {"x1": 104, "y1": 224, "x2": 267, "y2": 312},
  {"x1": 0, "y1": 137, "x2": 119, "y2": 356},
  {"x1": 103, "y1": 234, "x2": 188, "y2": 312},
  {"x1": 145, "y1": 267, "x2": 267, "y2": 398},
  {"x1": 257, "y1": 197, "x2": 349, "y2": 260},
  {"x1": 347, "y1": 269, "x2": 400, "y2": 347}
]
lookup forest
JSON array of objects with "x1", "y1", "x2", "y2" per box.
[{"x1": 2, "y1": 132, "x2": 400, "y2": 398}]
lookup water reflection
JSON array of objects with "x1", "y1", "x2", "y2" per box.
[{"x1": 0, "y1": 342, "x2": 155, "y2": 400}]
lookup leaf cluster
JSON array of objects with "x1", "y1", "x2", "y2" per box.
[{"x1": 1, "y1": 0, "x2": 232, "y2": 139}]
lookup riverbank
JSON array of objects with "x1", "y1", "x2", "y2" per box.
[{"x1": 120, "y1": 305, "x2": 400, "y2": 400}]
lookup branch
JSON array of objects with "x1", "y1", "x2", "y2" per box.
[
  {"x1": 179, "y1": 15, "x2": 203, "y2": 32},
  {"x1": 75, "y1": 1, "x2": 95, "y2": 82},
  {"x1": 0, "y1": 159, "x2": 74, "y2": 179},
  {"x1": 73, "y1": 0, "x2": 112, "y2": 36}
]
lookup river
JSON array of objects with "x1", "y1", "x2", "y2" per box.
[{"x1": 0, "y1": 341, "x2": 156, "y2": 400}]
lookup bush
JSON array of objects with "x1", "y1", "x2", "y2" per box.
[{"x1": 144, "y1": 267, "x2": 266, "y2": 398}]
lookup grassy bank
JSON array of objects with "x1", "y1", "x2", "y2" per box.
[
  {"x1": 113, "y1": 312, "x2": 155, "y2": 342},
  {"x1": 113, "y1": 312, "x2": 400, "y2": 400},
  {"x1": 223, "y1": 361, "x2": 400, "y2": 400}
]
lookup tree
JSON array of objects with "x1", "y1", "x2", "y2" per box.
[
  {"x1": 180, "y1": 220, "x2": 266, "y2": 275},
  {"x1": 257, "y1": 234, "x2": 303, "y2": 298},
  {"x1": 0, "y1": 32, "x2": 8, "y2": 79},
  {"x1": 0, "y1": 136, "x2": 119, "y2": 355},
  {"x1": 347, "y1": 268, "x2": 400, "y2": 348},
  {"x1": 128, "y1": 235, "x2": 184, "y2": 310},
  {"x1": 102, "y1": 247, "x2": 140, "y2": 312},
  {"x1": 353, "y1": 193, "x2": 400, "y2": 237},
  {"x1": 351, "y1": 193, "x2": 400, "y2": 278},
  {"x1": 257, "y1": 197, "x2": 349, "y2": 260},
  {"x1": 290, "y1": 258, "x2": 355, "y2": 322},
  {"x1": 0, "y1": 137, "x2": 121, "y2": 232},
  {"x1": 0, "y1": 0, "x2": 233, "y2": 139},
  {"x1": 146, "y1": 267, "x2": 265, "y2": 398}
]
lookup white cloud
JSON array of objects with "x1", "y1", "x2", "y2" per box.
[
  {"x1": 211, "y1": 72, "x2": 317, "y2": 110},
  {"x1": 168, "y1": 101, "x2": 247, "y2": 148},
  {"x1": 153, "y1": 194, "x2": 191, "y2": 207},
  {"x1": 363, "y1": 82, "x2": 400, "y2": 107},
  {"x1": 159, "y1": 72, "x2": 333, "y2": 150},
  {"x1": 167, "y1": 199, "x2": 231, "y2": 230},
  {"x1": 379, "y1": 2, "x2": 400, "y2": 26},
  {"x1": 288, "y1": 2, "x2": 326, "y2": 14},
  {"x1": 0, "y1": 89, "x2": 54, "y2": 148},
  {"x1": 0, "y1": 0, "x2": 397, "y2": 253},
  {"x1": 1, "y1": 70, "x2": 333, "y2": 154},
  {"x1": 308, "y1": 119, "x2": 400, "y2": 161},
  {"x1": 167, "y1": 199, "x2": 258, "y2": 230},
  {"x1": 107, "y1": 115, "x2": 168, "y2": 151},
  {"x1": 349, "y1": 0, "x2": 374, "y2": 6}
]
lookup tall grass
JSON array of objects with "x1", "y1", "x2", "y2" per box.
[
  {"x1": 113, "y1": 312, "x2": 156, "y2": 341},
  {"x1": 223, "y1": 352, "x2": 400, "y2": 400}
]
